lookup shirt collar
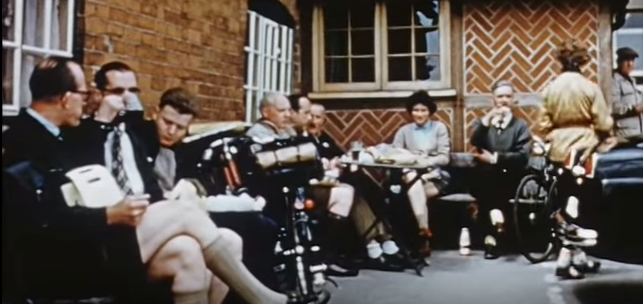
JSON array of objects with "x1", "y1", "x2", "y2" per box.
[
  {"x1": 491, "y1": 113, "x2": 512, "y2": 129},
  {"x1": 26, "y1": 108, "x2": 61, "y2": 137}
]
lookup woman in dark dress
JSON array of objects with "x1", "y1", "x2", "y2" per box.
[{"x1": 470, "y1": 80, "x2": 531, "y2": 259}]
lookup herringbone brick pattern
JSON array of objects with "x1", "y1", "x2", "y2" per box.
[
  {"x1": 324, "y1": 108, "x2": 454, "y2": 150},
  {"x1": 463, "y1": 0, "x2": 599, "y2": 93},
  {"x1": 463, "y1": 106, "x2": 542, "y2": 152}
]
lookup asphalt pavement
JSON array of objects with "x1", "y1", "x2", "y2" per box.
[{"x1": 326, "y1": 250, "x2": 643, "y2": 304}]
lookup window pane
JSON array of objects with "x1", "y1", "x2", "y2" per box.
[
  {"x1": 388, "y1": 56, "x2": 412, "y2": 81},
  {"x1": 3, "y1": 0, "x2": 15, "y2": 41},
  {"x1": 23, "y1": 0, "x2": 46, "y2": 48},
  {"x1": 415, "y1": 27, "x2": 440, "y2": 55},
  {"x1": 351, "y1": 29, "x2": 374, "y2": 56},
  {"x1": 388, "y1": 29, "x2": 412, "y2": 54},
  {"x1": 20, "y1": 53, "x2": 45, "y2": 107},
  {"x1": 325, "y1": 30, "x2": 348, "y2": 56},
  {"x1": 622, "y1": 12, "x2": 643, "y2": 28},
  {"x1": 387, "y1": 2, "x2": 412, "y2": 27},
  {"x1": 615, "y1": 32, "x2": 643, "y2": 70},
  {"x1": 51, "y1": 0, "x2": 70, "y2": 51},
  {"x1": 352, "y1": 58, "x2": 374, "y2": 82},
  {"x1": 2, "y1": 47, "x2": 12, "y2": 105},
  {"x1": 325, "y1": 58, "x2": 348, "y2": 83},
  {"x1": 424, "y1": 55, "x2": 441, "y2": 81},
  {"x1": 324, "y1": 3, "x2": 348, "y2": 29}
]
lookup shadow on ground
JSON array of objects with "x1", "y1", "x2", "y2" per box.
[{"x1": 573, "y1": 281, "x2": 643, "y2": 304}]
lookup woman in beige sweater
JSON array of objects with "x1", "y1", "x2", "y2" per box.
[{"x1": 392, "y1": 90, "x2": 451, "y2": 256}]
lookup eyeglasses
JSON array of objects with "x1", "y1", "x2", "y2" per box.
[
  {"x1": 103, "y1": 87, "x2": 141, "y2": 95},
  {"x1": 71, "y1": 90, "x2": 91, "y2": 101}
]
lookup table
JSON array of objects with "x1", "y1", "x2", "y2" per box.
[{"x1": 341, "y1": 160, "x2": 433, "y2": 276}]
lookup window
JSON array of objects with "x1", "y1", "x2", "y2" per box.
[
  {"x1": 613, "y1": 0, "x2": 643, "y2": 91},
  {"x1": 244, "y1": 11, "x2": 294, "y2": 123},
  {"x1": 312, "y1": 0, "x2": 451, "y2": 93},
  {"x1": 2, "y1": 0, "x2": 75, "y2": 116}
]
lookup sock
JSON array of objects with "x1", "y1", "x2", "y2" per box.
[
  {"x1": 174, "y1": 291, "x2": 209, "y2": 304},
  {"x1": 484, "y1": 235, "x2": 496, "y2": 246},
  {"x1": 565, "y1": 197, "x2": 579, "y2": 219},
  {"x1": 572, "y1": 249, "x2": 587, "y2": 266},
  {"x1": 557, "y1": 247, "x2": 572, "y2": 268},
  {"x1": 202, "y1": 237, "x2": 287, "y2": 304},
  {"x1": 381, "y1": 240, "x2": 399, "y2": 255},
  {"x1": 490, "y1": 209, "x2": 504, "y2": 225},
  {"x1": 367, "y1": 240, "x2": 383, "y2": 259}
]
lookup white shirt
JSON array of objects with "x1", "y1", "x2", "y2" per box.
[{"x1": 104, "y1": 123, "x2": 145, "y2": 195}]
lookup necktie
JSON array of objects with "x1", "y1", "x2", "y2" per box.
[{"x1": 111, "y1": 127, "x2": 134, "y2": 195}]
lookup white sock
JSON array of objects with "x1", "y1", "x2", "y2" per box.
[
  {"x1": 557, "y1": 247, "x2": 572, "y2": 268},
  {"x1": 381, "y1": 240, "x2": 399, "y2": 255},
  {"x1": 572, "y1": 249, "x2": 587, "y2": 265},
  {"x1": 490, "y1": 209, "x2": 504, "y2": 225},
  {"x1": 484, "y1": 235, "x2": 496, "y2": 246},
  {"x1": 367, "y1": 240, "x2": 383, "y2": 259},
  {"x1": 565, "y1": 197, "x2": 579, "y2": 219}
]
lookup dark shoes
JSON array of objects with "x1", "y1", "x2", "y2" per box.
[
  {"x1": 483, "y1": 235, "x2": 500, "y2": 260},
  {"x1": 290, "y1": 289, "x2": 332, "y2": 304},
  {"x1": 365, "y1": 254, "x2": 405, "y2": 272},
  {"x1": 325, "y1": 263, "x2": 359, "y2": 277},
  {"x1": 555, "y1": 265, "x2": 585, "y2": 280}
]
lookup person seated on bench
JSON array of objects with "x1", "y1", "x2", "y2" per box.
[
  {"x1": 538, "y1": 40, "x2": 612, "y2": 279},
  {"x1": 2, "y1": 57, "x2": 316, "y2": 304},
  {"x1": 147, "y1": 87, "x2": 282, "y2": 292},
  {"x1": 247, "y1": 93, "x2": 404, "y2": 275},
  {"x1": 294, "y1": 99, "x2": 406, "y2": 271},
  {"x1": 469, "y1": 80, "x2": 531, "y2": 259},
  {"x1": 391, "y1": 90, "x2": 451, "y2": 257}
]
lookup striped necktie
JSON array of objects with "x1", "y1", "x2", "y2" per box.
[{"x1": 111, "y1": 127, "x2": 134, "y2": 195}]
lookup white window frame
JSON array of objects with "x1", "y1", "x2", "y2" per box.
[
  {"x1": 2, "y1": 0, "x2": 76, "y2": 116},
  {"x1": 243, "y1": 11, "x2": 294, "y2": 123},
  {"x1": 312, "y1": 0, "x2": 451, "y2": 93}
]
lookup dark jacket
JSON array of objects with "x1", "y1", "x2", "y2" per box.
[
  {"x1": 2, "y1": 110, "x2": 116, "y2": 298},
  {"x1": 308, "y1": 131, "x2": 345, "y2": 160},
  {"x1": 64, "y1": 111, "x2": 163, "y2": 203},
  {"x1": 469, "y1": 116, "x2": 531, "y2": 169}
]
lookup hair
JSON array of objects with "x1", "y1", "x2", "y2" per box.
[
  {"x1": 94, "y1": 61, "x2": 133, "y2": 90},
  {"x1": 159, "y1": 87, "x2": 199, "y2": 117},
  {"x1": 405, "y1": 90, "x2": 437, "y2": 114},
  {"x1": 554, "y1": 40, "x2": 590, "y2": 73},
  {"x1": 29, "y1": 56, "x2": 79, "y2": 102},
  {"x1": 491, "y1": 80, "x2": 514, "y2": 93},
  {"x1": 287, "y1": 93, "x2": 305, "y2": 111},
  {"x1": 259, "y1": 92, "x2": 281, "y2": 111}
]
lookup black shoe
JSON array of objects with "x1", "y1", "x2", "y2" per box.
[
  {"x1": 366, "y1": 255, "x2": 405, "y2": 272},
  {"x1": 326, "y1": 263, "x2": 359, "y2": 277},
  {"x1": 577, "y1": 259, "x2": 601, "y2": 273},
  {"x1": 484, "y1": 244, "x2": 500, "y2": 260},
  {"x1": 383, "y1": 252, "x2": 406, "y2": 266},
  {"x1": 555, "y1": 265, "x2": 584, "y2": 280},
  {"x1": 289, "y1": 289, "x2": 331, "y2": 304}
]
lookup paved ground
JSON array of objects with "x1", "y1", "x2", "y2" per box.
[{"x1": 326, "y1": 250, "x2": 643, "y2": 304}]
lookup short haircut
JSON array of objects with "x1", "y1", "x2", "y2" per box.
[
  {"x1": 259, "y1": 92, "x2": 281, "y2": 110},
  {"x1": 287, "y1": 93, "x2": 306, "y2": 111},
  {"x1": 29, "y1": 56, "x2": 79, "y2": 102},
  {"x1": 405, "y1": 90, "x2": 437, "y2": 114},
  {"x1": 94, "y1": 61, "x2": 133, "y2": 90},
  {"x1": 159, "y1": 87, "x2": 199, "y2": 117},
  {"x1": 491, "y1": 80, "x2": 514, "y2": 93}
]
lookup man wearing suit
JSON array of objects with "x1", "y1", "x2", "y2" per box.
[{"x1": 4, "y1": 59, "x2": 300, "y2": 304}]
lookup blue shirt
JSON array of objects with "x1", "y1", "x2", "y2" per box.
[{"x1": 26, "y1": 108, "x2": 61, "y2": 138}]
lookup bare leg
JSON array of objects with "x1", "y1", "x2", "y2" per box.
[
  {"x1": 147, "y1": 235, "x2": 209, "y2": 304},
  {"x1": 405, "y1": 171, "x2": 428, "y2": 230},
  {"x1": 136, "y1": 201, "x2": 288, "y2": 304}
]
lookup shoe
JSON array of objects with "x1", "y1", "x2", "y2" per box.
[
  {"x1": 418, "y1": 228, "x2": 432, "y2": 257},
  {"x1": 365, "y1": 255, "x2": 405, "y2": 272},
  {"x1": 289, "y1": 289, "x2": 331, "y2": 304},
  {"x1": 556, "y1": 221, "x2": 598, "y2": 243},
  {"x1": 383, "y1": 252, "x2": 406, "y2": 265},
  {"x1": 325, "y1": 263, "x2": 358, "y2": 277},
  {"x1": 484, "y1": 235, "x2": 500, "y2": 260},
  {"x1": 555, "y1": 265, "x2": 584, "y2": 280},
  {"x1": 577, "y1": 259, "x2": 601, "y2": 273}
]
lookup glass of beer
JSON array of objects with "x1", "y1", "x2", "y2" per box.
[{"x1": 350, "y1": 141, "x2": 363, "y2": 161}]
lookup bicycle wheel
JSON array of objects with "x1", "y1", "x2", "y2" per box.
[{"x1": 512, "y1": 174, "x2": 557, "y2": 264}]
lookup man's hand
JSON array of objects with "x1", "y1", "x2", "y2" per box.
[
  {"x1": 473, "y1": 149, "x2": 495, "y2": 164},
  {"x1": 635, "y1": 103, "x2": 643, "y2": 114},
  {"x1": 106, "y1": 195, "x2": 150, "y2": 227},
  {"x1": 482, "y1": 107, "x2": 504, "y2": 126},
  {"x1": 94, "y1": 95, "x2": 125, "y2": 123}
]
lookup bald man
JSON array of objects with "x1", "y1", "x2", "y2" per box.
[{"x1": 307, "y1": 103, "x2": 406, "y2": 269}]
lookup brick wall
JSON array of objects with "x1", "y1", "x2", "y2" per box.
[{"x1": 82, "y1": 0, "x2": 299, "y2": 121}]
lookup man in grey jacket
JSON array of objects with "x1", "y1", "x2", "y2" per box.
[{"x1": 611, "y1": 47, "x2": 643, "y2": 141}]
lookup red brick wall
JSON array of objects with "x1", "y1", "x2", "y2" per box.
[{"x1": 82, "y1": 0, "x2": 299, "y2": 121}]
